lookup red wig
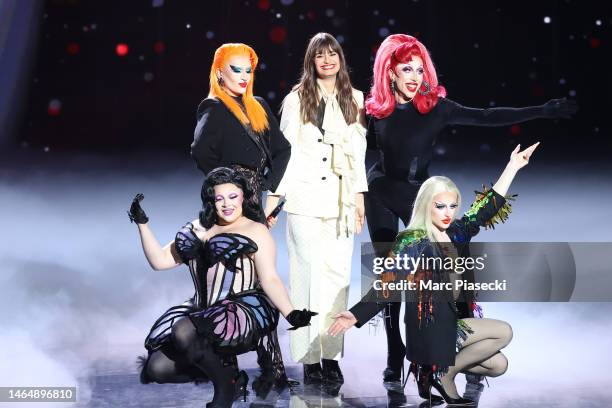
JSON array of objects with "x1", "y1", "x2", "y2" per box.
[{"x1": 365, "y1": 34, "x2": 446, "y2": 119}]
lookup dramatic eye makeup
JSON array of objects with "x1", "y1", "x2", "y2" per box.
[
  {"x1": 434, "y1": 202, "x2": 458, "y2": 210},
  {"x1": 229, "y1": 65, "x2": 251, "y2": 74}
]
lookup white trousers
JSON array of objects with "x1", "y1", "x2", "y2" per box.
[{"x1": 286, "y1": 213, "x2": 354, "y2": 364}]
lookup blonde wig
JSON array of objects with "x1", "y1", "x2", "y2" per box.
[{"x1": 406, "y1": 176, "x2": 462, "y2": 242}]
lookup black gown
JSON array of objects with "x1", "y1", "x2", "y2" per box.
[
  {"x1": 351, "y1": 187, "x2": 511, "y2": 372},
  {"x1": 191, "y1": 96, "x2": 291, "y2": 204},
  {"x1": 365, "y1": 97, "x2": 554, "y2": 367}
]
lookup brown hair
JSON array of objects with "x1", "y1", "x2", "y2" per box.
[{"x1": 290, "y1": 33, "x2": 358, "y2": 125}]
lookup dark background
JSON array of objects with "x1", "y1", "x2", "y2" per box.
[{"x1": 2, "y1": 0, "x2": 610, "y2": 158}]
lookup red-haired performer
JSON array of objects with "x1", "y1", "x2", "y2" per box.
[
  {"x1": 265, "y1": 33, "x2": 368, "y2": 385},
  {"x1": 364, "y1": 34, "x2": 575, "y2": 392},
  {"x1": 191, "y1": 43, "x2": 291, "y2": 221}
]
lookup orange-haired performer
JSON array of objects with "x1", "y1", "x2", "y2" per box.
[{"x1": 191, "y1": 43, "x2": 291, "y2": 223}]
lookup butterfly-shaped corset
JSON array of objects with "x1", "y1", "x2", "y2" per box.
[{"x1": 175, "y1": 224, "x2": 259, "y2": 308}]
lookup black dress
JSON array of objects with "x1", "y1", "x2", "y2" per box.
[
  {"x1": 143, "y1": 224, "x2": 287, "y2": 387},
  {"x1": 365, "y1": 98, "x2": 554, "y2": 367},
  {"x1": 191, "y1": 96, "x2": 291, "y2": 202},
  {"x1": 351, "y1": 187, "x2": 511, "y2": 372}
]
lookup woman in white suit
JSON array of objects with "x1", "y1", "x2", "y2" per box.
[{"x1": 265, "y1": 32, "x2": 367, "y2": 384}]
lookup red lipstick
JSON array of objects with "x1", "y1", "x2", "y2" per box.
[{"x1": 239, "y1": 82, "x2": 247, "y2": 88}]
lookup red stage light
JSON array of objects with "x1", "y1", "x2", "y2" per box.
[
  {"x1": 257, "y1": 0, "x2": 270, "y2": 10},
  {"x1": 510, "y1": 124, "x2": 521, "y2": 135},
  {"x1": 115, "y1": 43, "x2": 129, "y2": 57},
  {"x1": 269, "y1": 26, "x2": 287, "y2": 44},
  {"x1": 589, "y1": 37, "x2": 601, "y2": 48},
  {"x1": 48, "y1": 99, "x2": 62, "y2": 116},
  {"x1": 154, "y1": 41, "x2": 165, "y2": 54},
  {"x1": 66, "y1": 43, "x2": 80, "y2": 55}
]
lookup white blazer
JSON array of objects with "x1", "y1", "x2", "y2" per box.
[{"x1": 271, "y1": 88, "x2": 368, "y2": 218}]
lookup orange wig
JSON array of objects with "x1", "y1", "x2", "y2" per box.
[{"x1": 209, "y1": 43, "x2": 269, "y2": 133}]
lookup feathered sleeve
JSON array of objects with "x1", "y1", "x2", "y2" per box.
[{"x1": 452, "y1": 185, "x2": 517, "y2": 240}]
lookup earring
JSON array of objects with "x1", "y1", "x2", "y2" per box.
[
  {"x1": 218, "y1": 75, "x2": 224, "y2": 86},
  {"x1": 390, "y1": 79, "x2": 396, "y2": 94},
  {"x1": 418, "y1": 80, "x2": 431, "y2": 96}
]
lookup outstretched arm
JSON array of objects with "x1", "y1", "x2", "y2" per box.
[
  {"x1": 128, "y1": 194, "x2": 181, "y2": 271},
  {"x1": 446, "y1": 98, "x2": 577, "y2": 127},
  {"x1": 493, "y1": 142, "x2": 540, "y2": 196},
  {"x1": 454, "y1": 143, "x2": 540, "y2": 238}
]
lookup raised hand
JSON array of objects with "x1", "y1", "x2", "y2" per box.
[
  {"x1": 328, "y1": 311, "x2": 357, "y2": 337},
  {"x1": 509, "y1": 142, "x2": 540, "y2": 171},
  {"x1": 543, "y1": 98, "x2": 577, "y2": 119},
  {"x1": 286, "y1": 309, "x2": 317, "y2": 330},
  {"x1": 127, "y1": 193, "x2": 149, "y2": 224}
]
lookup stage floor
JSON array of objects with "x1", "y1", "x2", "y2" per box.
[
  {"x1": 83, "y1": 364, "x2": 606, "y2": 407},
  {"x1": 2, "y1": 150, "x2": 612, "y2": 407}
]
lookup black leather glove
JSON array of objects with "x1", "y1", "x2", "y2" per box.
[
  {"x1": 127, "y1": 193, "x2": 149, "y2": 224},
  {"x1": 542, "y1": 98, "x2": 578, "y2": 119},
  {"x1": 286, "y1": 309, "x2": 317, "y2": 331}
]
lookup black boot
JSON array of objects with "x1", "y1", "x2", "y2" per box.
[
  {"x1": 321, "y1": 359, "x2": 344, "y2": 384},
  {"x1": 303, "y1": 362, "x2": 323, "y2": 384}
]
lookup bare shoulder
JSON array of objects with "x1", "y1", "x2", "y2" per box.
[{"x1": 239, "y1": 221, "x2": 273, "y2": 247}]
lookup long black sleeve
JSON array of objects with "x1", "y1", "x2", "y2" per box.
[
  {"x1": 257, "y1": 97, "x2": 291, "y2": 192},
  {"x1": 349, "y1": 287, "x2": 388, "y2": 328},
  {"x1": 444, "y1": 98, "x2": 547, "y2": 127},
  {"x1": 191, "y1": 99, "x2": 224, "y2": 174}
]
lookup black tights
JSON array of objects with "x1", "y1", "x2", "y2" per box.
[
  {"x1": 144, "y1": 318, "x2": 235, "y2": 385},
  {"x1": 364, "y1": 181, "x2": 417, "y2": 369}
]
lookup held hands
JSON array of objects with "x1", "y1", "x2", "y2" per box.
[
  {"x1": 286, "y1": 309, "x2": 318, "y2": 331},
  {"x1": 508, "y1": 142, "x2": 540, "y2": 171},
  {"x1": 127, "y1": 193, "x2": 149, "y2": 224},
  {"x1": 543, "y1": 98, "x2": 578, "y2": 119},
  {"x1": 328, "y1": 311, "x2": 357, "y2": 337}
]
